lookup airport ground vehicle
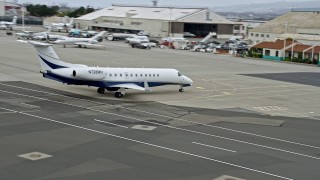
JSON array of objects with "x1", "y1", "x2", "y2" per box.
[{"x1": 131, "y1": 41, "x2": 151, "y2": 49}]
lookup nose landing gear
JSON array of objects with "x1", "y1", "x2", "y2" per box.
[
  {"x1": 115, "y1": 92, "x2": 124, "y2": 98},
  {"x1": 97, "y1": 87, "x2": 105, "y2": 94}
]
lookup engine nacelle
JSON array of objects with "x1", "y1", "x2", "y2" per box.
[{"x1": 50, "y1": 67, "x2": 106, "y2": 81}]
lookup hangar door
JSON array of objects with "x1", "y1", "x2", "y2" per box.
[{"x1": 184, "y1": 23, "x2": 217, "y2": 37}]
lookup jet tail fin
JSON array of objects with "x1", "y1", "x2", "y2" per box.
[
  {"x1": 92, "y1": 31, "x2": 106, "y2": 41},
  {"x1": 27, "y1": 41, "x2": 73, "y2": 71},
  {"x1": 12, "y1": 16, "x2": 17, "y2": 24},
  {"x1": 69, "y1": 18, "x2": 74, "y2": 26}
]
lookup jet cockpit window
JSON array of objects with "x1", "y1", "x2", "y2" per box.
[{"x1": 178, "y1": 72, "x2": 182, "y2": 76}]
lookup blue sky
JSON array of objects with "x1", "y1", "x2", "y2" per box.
[{"x1": 17, "y1": 0, "x2": 319, "y2": 8}]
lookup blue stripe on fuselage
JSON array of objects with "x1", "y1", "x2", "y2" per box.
[
  {"x1": 43, "y1": 72, "x2": 167, "y2": 88},
  {"x1": 39, "y1": 55, "x2": 67, "y2": 69}
]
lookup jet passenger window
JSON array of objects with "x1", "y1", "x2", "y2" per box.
[
  {"x1": 120, "y1": 74, "x2": 122, "y2": 77},
  {"x1": 157, "y1": 74, "x2": 159, "y2": 77},
  {"x1": 115, "y1": 74, "x2": 117, "y2": 77},
  {"x1": 149, "y1": 74, "x2": 151, "y2": 77},
  {"x1": 145, "y1": 74, "x2": 147, "y2": 77}
]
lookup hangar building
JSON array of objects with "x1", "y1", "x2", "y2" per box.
[{"x1": 75, "y1": 4, "x2": 235, "y2": 38}]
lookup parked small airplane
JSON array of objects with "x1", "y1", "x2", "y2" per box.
[
  {"x1": 53, "y1": 31, "x2": 106, "y2": 48},
  {"x1": 0, "y1": 16, "x2": 17, "y2": 29},
  {"x1": 15, "y1": 27, "x2": 52, "y2": 40},
  {"x1": 23, "y1": 41, "x2": 193, "y2": 98},
  {"x1": 50, "y1": 17, "x2": 74, "y2": 32}
]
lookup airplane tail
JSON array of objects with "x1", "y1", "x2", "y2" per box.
[
  {"x1": 92, "y1": 31, "x2": 106, "y2": 41},
  {"x1": 12, "y1": 16, "x2": 17, "y2": 24},
  {"x1": 46, "y1": 26, "x2": 52, "y2": 33},
  {"x1": 69, "y1": 18, "x2": 74, "y2": 26},
  {"x1": 28, "y1": 41, "x2": 74, "y2": 71}
]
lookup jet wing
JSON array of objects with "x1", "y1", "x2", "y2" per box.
[
  {"x1": 109, "y1": 83, "x2": 146, "y2": 91},
  {"x1": 75, "y1": 42, "x2": 104, "y2": 47}
]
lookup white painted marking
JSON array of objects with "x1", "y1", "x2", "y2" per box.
[
  {"x1": 252, "y1": 106, "x2": 287, "y2": 112},
  {"x1": 18, "y1": 152, "x2": 52, "y2": 161},
  {"x1": 94, "y1": 119, "x2": 128, "y2": 128},
  {"x1": 196, "y1": 87, "x2": 205, "y2": 89},
  {"x1": 20, "y1": 103, "x2": 40, "y2": 108},
  {"x1": 131, "y1": 125, "x2": 157, "y2": 131},
  {"x1": 0, "y1": 111, "x2": 17, "y2": 114},
  {"x1": 0, "y1": 83, "x2": 105, "y2": 105},
  {"x1": 0, "y1": 107, "x2": 294, "y2": 180},
  {"x1": 192, "y1": 142, "x2": 237, "y2": 153},
  {"x1": 0, "y1": 89, "x2": 319, "y2": 160}
]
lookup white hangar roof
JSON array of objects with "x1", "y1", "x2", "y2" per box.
[{"x1": 77, "y1": 4, "x2": 234, "y2": 24}]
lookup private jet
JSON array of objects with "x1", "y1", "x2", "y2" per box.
[
  {"x1": 53, "y1": 31, "x2": 106, "y2": 48},
  {"x1": 24, "y1": 41, "x2": 193, "y2": 98},
  {"x1": 50, "y1": 17, "x2": 74, "y2": 32},
  {"x1": 0, "y1": 16, "x2": 17, "y2": 30},
  {"x1": 15, "y1": 27, "x2": 52, "y2": 40}
]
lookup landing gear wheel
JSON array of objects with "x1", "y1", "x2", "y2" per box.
[
  {"x1": 115, "y1": 92, "x2": 123, "y2": 98},
  {"x1": 97, "y1": 87, "x2": 105, "y2": 94},
  {"x1": 179, "y1": 88, "x2": 184, "y2": 92}
]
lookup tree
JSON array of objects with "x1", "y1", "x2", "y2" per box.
[
  {"x1": 67, "y1": 6, "x2": 95, "y2": 18},
  {"x1": 26, "y1": 4, "x2": 58, "y2": 17}
]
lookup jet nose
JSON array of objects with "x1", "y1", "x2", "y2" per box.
[
  {"x1": 182, "y1": 75, "x2": 193, "y2": 85},
  {"x1": 186, "y1": 77, "x2": 193, "y2": 84}
]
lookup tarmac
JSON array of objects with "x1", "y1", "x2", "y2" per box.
[{"x1": 1, "y1": 28, "x2": 320, "y2": 180}]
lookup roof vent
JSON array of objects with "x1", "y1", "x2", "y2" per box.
[
  {"x1": 153, "y1": 10, "x2": 161, "y2": 13},
  {"x1": 108, "y1": 8, "x2": 114, "y2": 10}
]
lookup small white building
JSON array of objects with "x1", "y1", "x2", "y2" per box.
[
  {"x1": 75, "y1": 4, "x2": 235, "y2": 38},
  {"x1": 230, "y1": 19, "x2": 266, "y2": 39}
]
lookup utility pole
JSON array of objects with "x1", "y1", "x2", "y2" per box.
[{"x1": 283, "y1": 21, "x2": 288, "y2": 59}]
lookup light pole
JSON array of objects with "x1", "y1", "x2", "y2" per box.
[
  {"x1": 21, "y1": 6, "x2": 25, "y2": 31},
  {"x1": 168, "y1": 7, "x2": 173, "y2": 37},
  {"x1": 283, "y1": 21, "x2": 288, "y2": 59}
]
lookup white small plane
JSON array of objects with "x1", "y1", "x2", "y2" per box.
[
  {"x1": 16, "y1": 27, "x2": 52, "y2": 40},
  {"x1": 53, "y1": 31, "x2": 107, "y2": 48},
  {"x1": 24, "y1": 41, "x2": 193, "y2": 98},
  {"x1": 0, "y1": 16, "x2": 17, "y2": 29},
  {"x1": 51, "y1": 17, "x2": 74, "y2": 32}
]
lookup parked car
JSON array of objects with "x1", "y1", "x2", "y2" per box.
[
  {"x1": 131, "y1": 41, "x2": 151, "y2": 49},
  {"x1": 181, "y1": 44, "x2": 196, "y2": 50},
  {"x1": 137, "y1": 31, "x2": 149, "y2": 36},
  {"x1": 192, "y1": 44, "x2": 208, "y2": 52},
  {"x1": 149, "y1": 39, "x2": 160, "y2": 47},
  {"x1": 206, "y1": 46, "x2": 216, "y2": 53}
]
